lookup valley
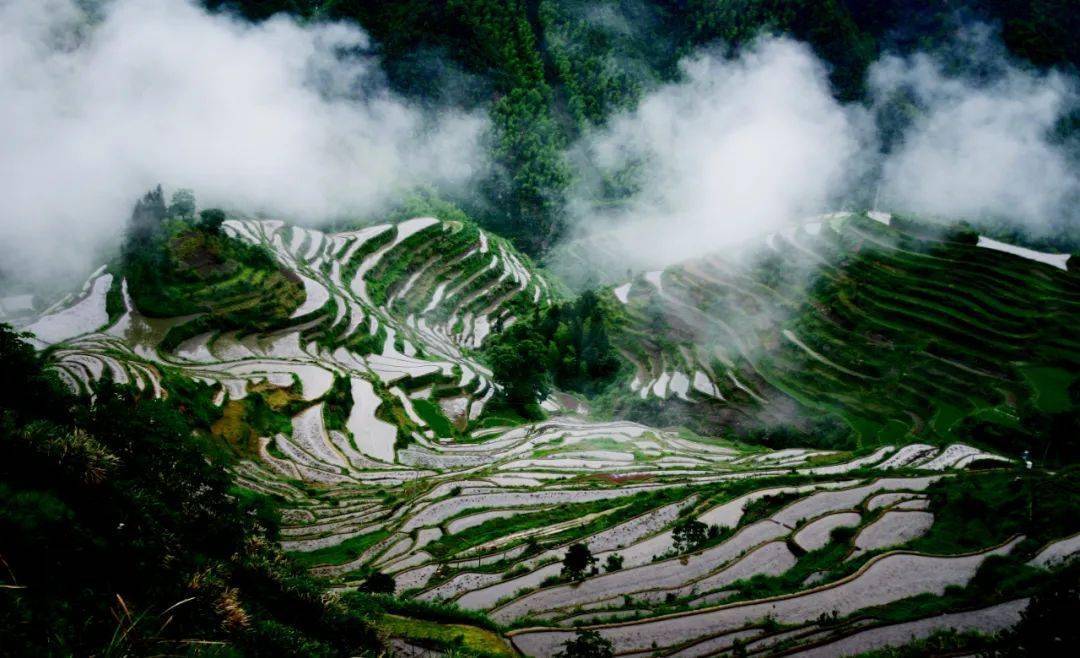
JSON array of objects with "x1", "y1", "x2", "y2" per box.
[{"x1": 11, "y1": 210, "x2": 1078, "y2": 657}]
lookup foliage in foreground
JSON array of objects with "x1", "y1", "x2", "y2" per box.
[{"x1": 0, "y1": 325, "x2": 379, "y2": 657}]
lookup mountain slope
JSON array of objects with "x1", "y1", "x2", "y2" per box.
[
  {"x1": 12, "y1": 211, "x2": 1080, "y2": 657},
  {"x1": 603, "y1": 212, "x2": 1080, "y2": 454}
]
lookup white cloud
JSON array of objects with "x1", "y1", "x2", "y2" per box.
[
  {"x1": 559, "y1": 32, "x2": 1079, "y2": 280},
  {"x1": 564, "y1": 37, "x2": 869, "y2": 273},
  {"x1": 0, "y1": 0, "x2": 487, "y2": 285},
  {"x1": 871, "y1": 52, "x2": 1078, "y2": 229}
]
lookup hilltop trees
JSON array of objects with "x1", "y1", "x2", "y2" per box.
[
  {"x1": 126, "y1": 184, "x2": 168, "y2": 249},
  {"x1": 119, "y1": 187, "x2": 302, "y2": 351},
  {"x1": 486, "y1": 290, "x2": 621, "y2": 416},
  {"x1": 168, "y1": 188, "x2": 196, "y2": 220},
  {"x1": 199, "y1": 208, "x2": 227, "y2": 234}
]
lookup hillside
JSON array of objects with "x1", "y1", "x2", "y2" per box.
[
  {"x1": 8, "y1": 207, "x2": 1078, "y2": 656},
  {"x1": 601, "y1": 212, "x2": 1080, "y2": 456},
  {"x1": 3, "y1": 0, "x2": 1080, "y2": 655}
]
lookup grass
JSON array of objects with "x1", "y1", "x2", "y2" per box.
[
  {"x1": 426, "y1": 487, "x2": 691, "y2": 559},
  {"x1": 127, "y1": 223, "x2": 303, "y2": 324},
  {"x1": 905, "y1": 468, "x2": 1080, "y2": 555},
  {"x1": 610, "y1": 213, "x2": 1080, "y2": 450},
  {"x1": 345, "y1": 592, "x2": 501, "y2": 631},
  {"x1": 719, "y1": 542, "x2": 856, "y2": 607},
  {"x1": 413, "y1": 398, "x2": 457, "y2": 438},
  {"x1": 125, "y1": 227, "x2": 309, "y2": 353},
  {"x1": 1019, "y1": 365, "x2": 1075, "y2": 413},
  {"x1": 374, "y1": 614, "x2": 514, "y2": 657},
  {"x1": 288, "y1": 530, "x2": 389, "y2": 568},
  {"x1": 847, "y1": 631, "x2": 993, "y2": 658},
  {"x1": 209, "y1": 390, "x2": 299, "y2": 458},
  {"x1": 850, "y1": 554, "x2": 1075, "y2": 636}
]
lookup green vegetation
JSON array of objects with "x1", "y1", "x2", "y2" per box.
[
  {"x1": 14, "y1": 6, "x2": 1080, "y2": 652},
  {"x1": 0, "y1": 325, "x2": 380, "y2": 657},
  {"x1": 486, "y1": 290, "x2": 620, "y2": 416},
  {"x1": 120, "y1": 187, "x2": 304, "y2": 352},
  {"x1": 557, "y1": 630, "x2": 614, "y2": 658},
  {"x1": 374, "y1": 614, "x2": 513, "y2": 658},
  {"x1": 205, "y1": 0, "x2": 1080, "y2": 257},
  {"x1": 610, "y1": 215, "x2": 1080, "y2": 453},
  {"x1": 726, "y1": 541, "x2": 853, "y2": 603},
  {"x1": 288, "y1": 530, "x2": 390, "y2": 569},
  {"x1": 672, "y1": 519, "x2": 711, "y2": 553},
  {"x1": 412, "y1": 398, "x2": 457, "y2": 438},
  {"x1": 344, "y1": 592, "x2": 512, "y2": 656},
  {"x1": 849, "y1": 559, "x2": 1079, "y2": 657},
  {"x1": 426, "y1": 487, "x2": 684, "y2": 559},
  {"x1": 907, "y1": 469, "x2": 1080, "y2": 555},
  {"x1": 561, "y1": 543, "x2": 597, "y2": 580}
]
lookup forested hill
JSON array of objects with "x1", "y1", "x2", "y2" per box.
[
  {"x1": 7, "y1": 200, "x2": 1080, "y2": 657},
  {"x1": 203, "y1": 0, "x2": 1079, "y2": 255},
  {"x1": 3, "y1": 2, "x2": 1080, "y2": 657}
]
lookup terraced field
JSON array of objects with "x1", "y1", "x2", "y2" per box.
[
  {"x1": 16, "y1": 213, "x2": 1080, "y2": 656},
  {"x1": 605, "y1": 212, "x2": 1080, "y2": 447}
]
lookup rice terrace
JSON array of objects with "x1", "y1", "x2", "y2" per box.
[{"x1": 1, "y1": 1, "x2": 1078, "y2": 657}]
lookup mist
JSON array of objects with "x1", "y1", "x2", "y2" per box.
[
  {"x1": 563, "y1": 37, "x2": 868, "y2": 276},
  {"x1": 3, "y1": 2, "x2": 1076, "y2": 294},
  {"x1": 560, "y1": 30, "x2": 1079, "y2": 280},
  {"x1": 871, "y1": 47, "x2": 1079, "y2": 231},
  {"x1": 0, "y1": 0, "x2": 488, "y2": 287}
]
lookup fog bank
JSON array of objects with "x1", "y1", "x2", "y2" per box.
[
  {"x1": 0, "y1": 0, "x2": 487, "y2": 286},
  {"x1": 872, "y1": 50, "x2": 1078, "y2": 230},
  {"x1": 560, "y1": 31, "x2": 1078, "y2": 279},
  {"x1": 564, "y1": 38, "x2": 868, "y2": 274}
]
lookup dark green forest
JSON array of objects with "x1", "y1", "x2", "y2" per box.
[{"x1": 485, "y1": 290, "x2": 621, "y2": 416}]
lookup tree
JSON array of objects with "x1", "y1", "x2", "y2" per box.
[
  {"x1": 168, "y1": 188, "x2": 196, "y2": 219},
  {"x1": 484, "y1": 290, "x2": 621, "y2": 411},
  {"x1": 983, "y1": 562, "x2": 1080, "y2": 656},
  {"x1": 127, "y1": 185, "x2": 167, "y2": 246},
  {"x1": 487, "y1": 324, "x2": 550, "y2": 416},
  {"x1": 360, "y1": 571, "x2": 395, "y2": 594},
  {"x1": 604, "y1": 553, "x2": 623, "y2": 572},
  {"x1": 672, "y1": 520, "x2": 708, "y2": 553},
  {"x1": 0, "y1": 326, "x2": 381, "y2": 656},
  {"x1": 556, "y1": 630, "x2": 613, "y2": 658},
  {"x1": 199, "y1": 208, "x2": 226, "y2": 234},
  {"x1": 561, "y1": 543, "x2": 596, "y2": 580}
]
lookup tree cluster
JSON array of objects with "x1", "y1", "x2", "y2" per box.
[{"x1": 486, "y1": 290, "x2": 621, "y2": 417}]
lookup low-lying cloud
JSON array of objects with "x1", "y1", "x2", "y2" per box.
[
  {"x1": 0, "y1": 0, "x2": 487, "y2": 286},
  {"x1": 872, "y1": 51, "x2": 1078, "y2": 230},
  {"x1": 565, "y1": 38, "x2": 868, "y2": 274},
  {"x1": 562, "y1": 31, "x2": 1078, "y2": 278},
  {"x1": 3, "y1": 2, "x2": 1076, "y2": 291}
]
